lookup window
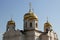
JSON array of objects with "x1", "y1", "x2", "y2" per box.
[
  {"x1": 36, "y1": 23, "x2": 38, "y2": 27},
  {"x1": 26, "y1": 22, "x2": 27, "y2": 27},
  {"x1": 46, "y1": 29, "x2": 48, "y2": 33},
  {"x1": 30, "y1": 22, "x2": 32, "y2": 27}
]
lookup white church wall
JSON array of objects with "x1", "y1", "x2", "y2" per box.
[
  {"x1": 35, "y1": 31, "x2": 42, "y2": 40},
  {"x1": 25, "y1": 31, "x2": 35, "y2": 40}
]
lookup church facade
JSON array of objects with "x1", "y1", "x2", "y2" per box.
[{"x1": 3, "y1": 4, "x2": 58, "y2": 40}]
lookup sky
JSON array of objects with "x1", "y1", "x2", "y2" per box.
[{"x1": 0, "y1": 0, "x2": 60, "y2": 40}]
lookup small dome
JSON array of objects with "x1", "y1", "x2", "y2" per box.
[
  {"x1": 24, "y1": 12, "x2": 38, "y2": 20},
  {"x1": 7, "y1": 19, "x2": 15, "y2": 25},
  {"x1": 44, "y1": 22, "x2": 52, "y2": 27}
]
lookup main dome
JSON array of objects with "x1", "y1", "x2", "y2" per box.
[
  {"x1": 24, "y1": 11, "x2": 38, "y2": 20},
  {"x1": 24, "y1": 3, "x2": 38, "y2": 20}
]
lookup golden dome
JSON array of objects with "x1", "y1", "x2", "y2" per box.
[
  {"x1": 7, "y1": 19, "x2": 15, "y2": 25},
  {"x1": 24, "y1": 3, "x2": 38, "y2": 20},
  {"x1": 44, "y1": 21, "x2": 52, "y2": 27},
  {"x1": 24, "y1": 12, "x2": 38, "y2": 20}
]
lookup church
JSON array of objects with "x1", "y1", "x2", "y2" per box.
[{"x1": 3, "y1": 3, "x2": 58, "y2": 40}]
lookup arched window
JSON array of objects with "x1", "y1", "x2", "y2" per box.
[
  {"x1": 46, "y1": 29, "x2": 48, "y2": 33},
  {"x1": 36, "y1": 23, "x2": 38, "y2": 27},
  {"x1": 30, "y1": 22, "x2": 32, "y2": 27},
  {"x1": 26, "y1": 22, "x2": 27, "y2": 27}
]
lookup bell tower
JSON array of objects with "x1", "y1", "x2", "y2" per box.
[
  {"x1": 6, "y1": 18, "x2": 15, "y2": 31},
  {"x1": 44, "y1": 17, "x2": 52, "y2": 32},
  {"x1": 24, "y1": 3, "x2": 38, "y2": 31}
]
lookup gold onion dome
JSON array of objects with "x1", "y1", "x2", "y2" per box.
[
  {"x1": 44, "y1": 20, "x2": 52, "y2": 27},
  {"x1": 24, "y1": 11, "x2": 38, "y2": 20},
  {"x1": 24, "y1": 3, "x2": 38, "y2": 20},
  {"x1": 7, "y1": 18, "x2": 15, "y2": 25}
]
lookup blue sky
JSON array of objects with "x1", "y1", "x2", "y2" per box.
[{"x1": 0, "y1": 0, "x2": 60, "y2": 40}]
